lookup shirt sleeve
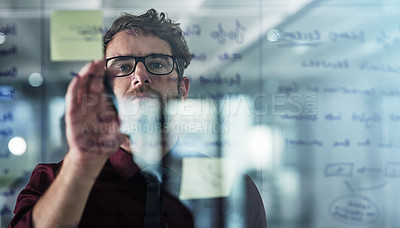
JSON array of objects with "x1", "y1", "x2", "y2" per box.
[
  {"x1": 7, "y1": 163, "x2": 61, "y2": 228},
  {"x1": 245, "y1": 175, "x2": 268, "y2": 228}
]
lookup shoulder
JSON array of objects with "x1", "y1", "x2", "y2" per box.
[
  {"x1": 241, "y1": 175, "x2": 267, "y2": 227},
  {"x1": 32, "y1": 161, "x2": 63, "y2": 173},
  {"x1": 11, "y1": 161, "x2": 64, "y2": 220},
  {"x1": 26, "y1": 161, "x2": 63, "y2": 192}
]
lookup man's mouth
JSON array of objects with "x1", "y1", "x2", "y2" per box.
[
  {"x1": 125, "y1": 85, "x2": 162, "y2": 100},
  {"x1": 134, "y1": 92, "x2": 156, "y2": 98},
  {"x1": 131, "y1": 93, "x2": 160, "y2": 102}
]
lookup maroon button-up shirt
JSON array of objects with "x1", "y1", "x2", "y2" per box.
[{"x1": 8, "y1": 147, "x2": 267, "y2": 228}]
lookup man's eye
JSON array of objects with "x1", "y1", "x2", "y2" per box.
[
  {"x1": 149, "y1": 62, "x2": 165, "y2": 69},
  {"x1": 118, "y1": 64, "x2": 133, "y2": 73}
]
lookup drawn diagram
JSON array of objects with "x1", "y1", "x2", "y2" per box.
[{"x1": 324, "y1": 162, "x2": 400, "y2": 225}]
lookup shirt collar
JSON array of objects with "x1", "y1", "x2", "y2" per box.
[
  {"x1": 107, "y1": 146, "x2": 180, "y2": 181},
  {"x1": 108, "y1": 140, "x2": 195, "y2": 181},
  {"x1": 108, "y1": 148, "x2": 140, "y2": 181}
]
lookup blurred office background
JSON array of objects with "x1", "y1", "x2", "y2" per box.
[{"x1": 1, "y1": 0, "x2": 400, "y2": 227}]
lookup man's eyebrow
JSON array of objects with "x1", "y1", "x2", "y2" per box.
[
  {"x1": 106, "y1": 52, "x2": 126, "y2": 58},
  {"x1": 147, "y1": 52, "x2": 171, "y2": 56},
  {"x1": 110, "y1": 52, "x2": 172, "y2": 58}
]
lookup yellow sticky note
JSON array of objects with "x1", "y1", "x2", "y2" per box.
[
  {"x1": 180, "y1": 157, "x2": 234, "y2": 200},
  {"x1": 50, "y1": 10, "x2": 103, "y2": 61}
]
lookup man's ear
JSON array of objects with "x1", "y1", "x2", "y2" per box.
[{"x1": 180, "y1": 76, "x2": 190, "y2": 100}]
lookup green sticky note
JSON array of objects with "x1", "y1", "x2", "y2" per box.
[
  {"x1": 50, "y1": 10, "x2": 103, "y2": 61},
  {"x1": 180, "y1": 157, "x2": 235, "y2": 200}
]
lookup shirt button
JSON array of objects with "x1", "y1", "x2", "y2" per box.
[{"x1": 163, "y1": 222, "x2": 169, "y2": 228}]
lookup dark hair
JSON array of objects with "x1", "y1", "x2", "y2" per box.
[{"x1": 103, "y1": 9, "x2": 192, "y2": 78}]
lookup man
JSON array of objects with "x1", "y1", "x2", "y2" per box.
[{"x1": 9, "y1": 9, "x2": 267, "y2": 227}]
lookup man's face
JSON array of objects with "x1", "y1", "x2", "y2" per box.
[
  {"x1": 105, "y1": 31, "x2": 189, "y2": 104},
  {"x1": 105, "y1": 31, "x2": 188, "y2": 156}
]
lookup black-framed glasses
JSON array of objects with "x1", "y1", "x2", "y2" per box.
[{"x1": 106, "y1": 54, "x2": 177, "y2": 77}]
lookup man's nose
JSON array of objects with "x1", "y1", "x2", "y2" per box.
[{"x1": 132, "y1": 62, "x2": 151, "y2": 86}]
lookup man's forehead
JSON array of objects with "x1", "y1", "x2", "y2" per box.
[{"x1": 106, "y1": 31, "x2": 172, "y2": 58}]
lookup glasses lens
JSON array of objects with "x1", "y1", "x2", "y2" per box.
[
  {"x1": 145, "y1": 55, "x2": 174, "y2": 75},
  {"x1": 107, "y1": 57, "x2": 136, "y2": 77}
]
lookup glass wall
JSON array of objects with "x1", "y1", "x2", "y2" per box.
[{"x1": 1, "y1": 0, "x2": 400, "y2": 227}]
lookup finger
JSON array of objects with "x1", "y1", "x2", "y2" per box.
[
  {"x1": 105, "y1": 67, "x2": 119, "y2": 88},
  {"x1": 103, "y1": 68, "x2": 120, "y2": 114},
  {"x1": 78, "y1": 60, "x2": 94, "y2": 76},
  {"x1": 66, "y1": 76, "x2": 82, "y2": 111},
  {"x1": 77, "y1": 61, "x2": 96, "y2": 104},
  {"x1": 88, "y1": 60, "x2": 106, "y2": 94},
  {"x1": 89, "y1": 60, "x2": 119, "y2": 118}
]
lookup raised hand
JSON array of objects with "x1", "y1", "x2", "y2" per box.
[{"x1": 65, "y1": 60, "x2": 124, "y2": 164}]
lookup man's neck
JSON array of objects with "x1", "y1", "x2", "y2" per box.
[{"x1": 120, "y1": 133, "x2": 179, "y2": 157}]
